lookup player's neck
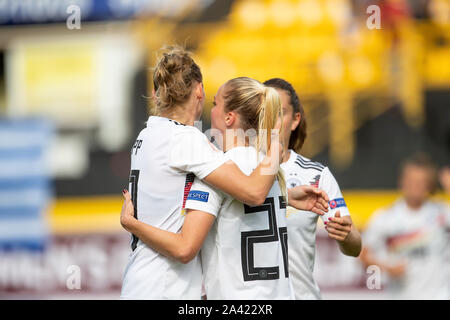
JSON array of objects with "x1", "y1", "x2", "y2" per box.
[
  {"x1": 223, "y1": 135, "x2": 249, "y2": 152},
  {"x1": 281, "y1": 148, "x2": 290, "y2": 164},
  {"x1": 171, "y1": 115, "x2": 195, "y2": 126},
  {"x1": 161, "y1": 109, "x2": 197, "y2": 126},
  {"x1": 405, "y1": 199, "x2": 425, "y2": 211}
]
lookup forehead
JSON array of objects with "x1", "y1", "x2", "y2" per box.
[
  {"x1": 275, "y1": 88, "x2": 292, "y2": 109},
  {"x1": 402, "y1": 165, "x2": 433, "y2": 178},
  {"x1": 215, "y1": 84, "x2": 226, "y2": 100}
]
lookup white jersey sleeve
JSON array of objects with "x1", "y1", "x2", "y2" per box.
[
  {"x1": 169, "y1": 126, "x2": 226, "y2": 180},
  {"x1": 184, "y1": 178, "x2": 224, "y2": 217},
  {"x1": 318, "y1": 167, "x2": 350, "y2": 221}
]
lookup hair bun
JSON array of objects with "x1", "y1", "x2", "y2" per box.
[{"x1": 152, "y1": 45, "x2": 203, "y2": 115}]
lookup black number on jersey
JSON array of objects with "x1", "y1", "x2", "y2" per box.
[
  {"x1": 279, "y1": 227, "x2": 289, "y2": 278},
  {"x1": 129, "y1": 169, "x2": 140, "y2": 251},
  {"x1": 278, "y1": 196, "x2": 289, "y2": 278},
  {"x1": 241, "y1": 196, "x2": 288, "y2": 281}
]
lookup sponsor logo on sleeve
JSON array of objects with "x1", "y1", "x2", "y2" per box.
[
  {"x1": 329, "y1": 198, "x2": 346, "y2": 209},
  {"x1": 187, "y1": 190, "x2": 209, "y2": 202}
]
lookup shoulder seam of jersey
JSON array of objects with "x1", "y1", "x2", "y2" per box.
[
  {"x1": 295, "y1": 156, "x2": 325, "y2": 171},
  {"x1": 294, "y1": 160, "x2": 324, "y2": 172}
]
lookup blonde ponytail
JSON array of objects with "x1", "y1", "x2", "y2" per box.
[
  {"x1": 257, "y1": 86, "x2": 287, "y2": 200},
  {"x1": 223, "y1": 77, "x2": 287, "y2": 200}
]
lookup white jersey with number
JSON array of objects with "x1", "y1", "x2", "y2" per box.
[
  {"x1": 363, "y1": 199, "x2": 450, "y2": 299},
  {"x1": 185, "y1": 146, "x2": 294, "y2": 300},
  {"x1": 280, "y1": 150, "x2": 350, "y2": 300},
  {"x1": 120, "y1": 116, "x2": 226, "y2": 300}
]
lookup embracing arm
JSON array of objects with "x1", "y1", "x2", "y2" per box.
[
  {"x1": 120, "y1": 191, "x2": 214, "y2": 264},
  {"x1": 203, "y1": 144, "x2": 282, "y2": 206},
  {"x1": 173, "y1": 127, "x2": 284, "y2": 206},
  {"x1": 203, "y1": 160, "x2": 276, "y2": 206}
]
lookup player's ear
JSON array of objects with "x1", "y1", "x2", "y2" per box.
[
  {"x1": 194, "y1": 82, "x2": 204, "y2": 101},
  {"x1": 291, "y1": 112, "x2": 301, "y2": 132},
  {"x1": 225, "y1": 111, "x2": 236, "y2": 128},
  {"x1": 152, "y1": 89, "x2": 157, "y2": 104}
]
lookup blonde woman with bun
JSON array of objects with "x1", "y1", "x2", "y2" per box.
[{"x1": 120, "y1": 76, "x2": 329, "y2": 300}]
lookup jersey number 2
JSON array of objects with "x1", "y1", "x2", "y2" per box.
[
  {"x1": 129, "y1": 169, "x2": 140, "y2": 251},
  {"x1": 241, "y1": 196, "x2": 289, "y2": 281}
]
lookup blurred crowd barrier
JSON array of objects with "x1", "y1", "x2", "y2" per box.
[
  {"x1": 2, "y1": 191, "x2": 448, "y2": 298},
  {"x1": 0, "y1": 118, "x2": 52, "y2": 251}
]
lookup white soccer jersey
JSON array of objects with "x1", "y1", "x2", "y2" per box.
[
  {"x1": 363, "y1": 199, "x2": 450, "y2": 299},
  {"x1": 280, "y1": 150, "x2": 350, "y2": 300},
  {"x1": 120, "y1": 116, "x2": 226, "y2": 300},
  {"x1": 185, "y1": 146, "x2": 293, "y2": 300}
]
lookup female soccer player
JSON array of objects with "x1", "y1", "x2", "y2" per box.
[
  {"x1": 361, "y1": 154, "x2": 449, "y2": 299},
  {"x1": 120, "y1": 77, "x2": 330, "y2": 299},
  {"x1": 263, "y1": 78, "x2": 362, "y2": 300},
  {"x1": 120, "y1": 46, "x2": 325, "y2": 300}
]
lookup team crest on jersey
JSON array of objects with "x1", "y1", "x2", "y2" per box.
[
  {"x1": 286, "y1": 175, "x2": 301, "y2": 218},
  {"x1": 285, "y1": 175, "x2": 301, "y2": 218},
  {"x1": 286, "y1": 177, "x2": 302, "y2": 189}
]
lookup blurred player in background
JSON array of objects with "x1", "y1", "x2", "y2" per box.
[
  {"x1": 120, "y1": 46, "x2": 288, "y2": 299},
  {"x1": 439, "y1": 165, "x2": 450, "y2": 195},
  {"x1": 264, "y1": 78, "x2": 362, "y2": 300},
  {"x1": 121, "y1": 76, "x2": 330, "y2": 299},
  {"x1": 360, "y1": 153, "x2": 450, "y2": 299}
]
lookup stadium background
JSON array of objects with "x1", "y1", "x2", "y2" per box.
[{"x1": 0, "y1": 0, "x2": 449, "y2": 299}]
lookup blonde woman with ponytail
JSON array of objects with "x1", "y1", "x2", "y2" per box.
[{"x1": 121, "y1": 76, "x2": 329, "y2": 299}]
